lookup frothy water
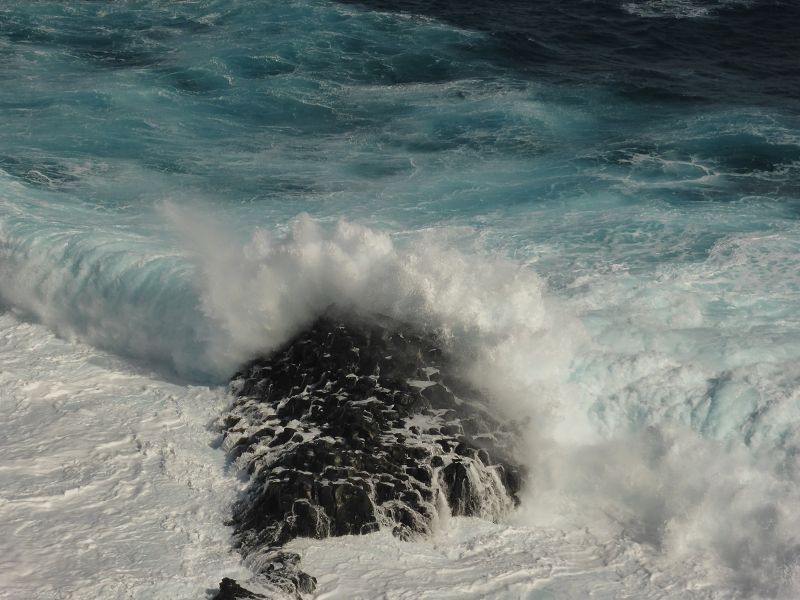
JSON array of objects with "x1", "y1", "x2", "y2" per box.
[
  {"x1": 0, "y1": 312, "x2": 250, "y2": 599},
  {"x1": 1, "y1": 0, "x2": 799, "y2": 598}
]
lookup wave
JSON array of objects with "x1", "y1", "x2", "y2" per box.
[
  {"x1": 1, "y1": 191, "x2": 799, "y2": 596},
  {"x1": 0, "y1": 189, "x2": 570, "y2": 390},
  {"x1": 0, "y1": 190, "x2": 211, "y2": 380}
]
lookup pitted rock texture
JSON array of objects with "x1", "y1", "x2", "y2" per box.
[{"x1": 215, "y1": 309, "x2": 524, "y2": 598}]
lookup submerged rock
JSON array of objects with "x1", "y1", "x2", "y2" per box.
[{"x1": 214, "y1": 307, "x2": 524, "y2": 598}]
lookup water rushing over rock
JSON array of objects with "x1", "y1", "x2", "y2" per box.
[{"x1": 213, "y1": 308, "x2": 524, "y2": 598}]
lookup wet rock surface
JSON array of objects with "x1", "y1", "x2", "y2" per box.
[
  {"x1": 213, "y1": 578, "x2": 269, "y2": 600},
  {"x1": 213, "y1": 308, "x2": 524, "y2": 598}
]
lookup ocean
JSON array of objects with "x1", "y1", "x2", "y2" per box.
[{"x1": 1, "y1": 0, "x2": 799, "y2": 598}]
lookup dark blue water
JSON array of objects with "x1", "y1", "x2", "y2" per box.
[{"x1": 341, "y1": 0, "x2": 800, "y2": 105}]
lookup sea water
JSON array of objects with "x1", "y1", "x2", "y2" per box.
[{"x1": 1, "y1": 1, "x2": 799, "y2": 598}]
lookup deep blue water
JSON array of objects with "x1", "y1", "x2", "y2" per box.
[
  {"x1": 1, "y1": 0, "x2": 798, "y2": 224},
  {"x1": 342, "y1": 0, "x2": 800, "y2": 105}
]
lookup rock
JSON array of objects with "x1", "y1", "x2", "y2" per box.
[
  {"x1": 421, "y1": 383, "x2": 456, "y2": 409},
  {"x1": 212, "y1": 578, "x2": 268, "y2": 600},
  {"x1": 441, "y1": 460, "x2": 481, "y2": 516},
  {"x1": 218, "y1": 307, "x2": 525, "y2": 597}
]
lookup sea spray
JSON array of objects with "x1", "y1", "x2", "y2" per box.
[
  {"x1": 0, "y1": 193, "x2": 575, "y2": 385},
  {"x1": 4, "y1": 201, "x2": 800, "y2": 596}
]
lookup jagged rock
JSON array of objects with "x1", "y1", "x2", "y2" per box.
[
  {"x1": 441, "y1": 460, "x2": 481, "y2": 516},
  {"x1": 212, "y1": 578, "x2": 268, "y2": 600},
  {"x1": 217, "y1": 307, "x2": 524, "y2": 598}
]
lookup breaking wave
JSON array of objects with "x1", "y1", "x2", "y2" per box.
[{"x1": 2, "y1": 192, "x2": 799, "y2": 596}]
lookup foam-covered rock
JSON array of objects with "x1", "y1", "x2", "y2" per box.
[{"x1": 214, "y1": 308, "x2": 524, "y2": 598}]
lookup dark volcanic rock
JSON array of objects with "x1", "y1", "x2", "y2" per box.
[
  {"x1": 216, "y1": 307, "x2": 524, "y2": 598},
  {"x1": 212, "y1": 578, "x2": 268, "y2": 600}
]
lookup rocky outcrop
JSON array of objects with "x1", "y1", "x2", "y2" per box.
[
  {"x1": 212, "y1": 308, "x2": 524, "y2": 598},
  {"x1": 213, "y1": 578, "x2": 269, "y2": 600}
]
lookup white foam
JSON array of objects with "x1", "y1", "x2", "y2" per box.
[
  {"x1": 184, "y1": 213, "x2": 800, "y2": 598},
  {"x1": 506, "y1": 221, "x2": 800, "y2": 597},
  {"x1": 164, "y1": 205, "x2": 575, "y2": 395},
  {"x1": 287, "y1": 515, "x2": 731, "y2": 599},
  {"x1": 0, "y1": 311, "x2": 249, "y2": 599},
  {"x1": 0, "y1": 190, "x2": 569, "y2": 388},
  {"x1": 3, "y1": 201, "x2": 800, "y2": 597}
]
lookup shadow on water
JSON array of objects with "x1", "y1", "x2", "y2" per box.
[{"x1": 336, "y1": 0, "x2": 800, "y2": 109}]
